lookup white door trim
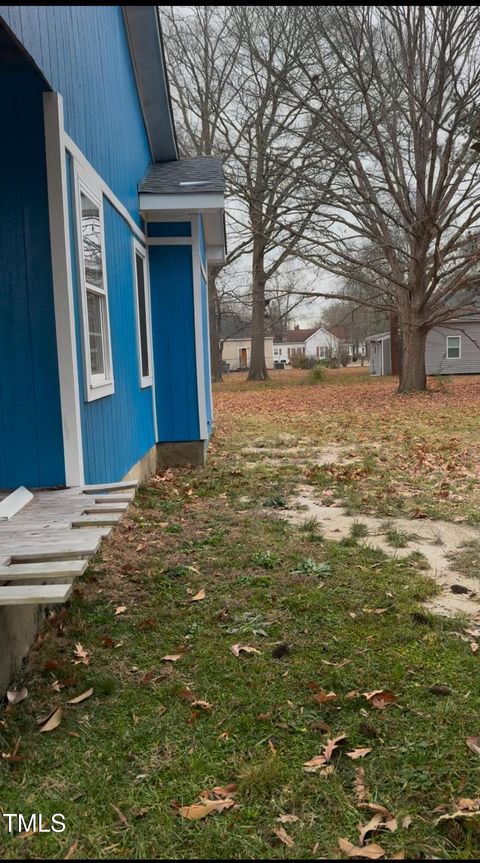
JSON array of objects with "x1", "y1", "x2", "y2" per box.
[
  {"x1": 43, "y1": 93, "x2": 84, "y2": 487},
  {"x1": 191, "y1": 216, "x2": 208, "y2": 440}
]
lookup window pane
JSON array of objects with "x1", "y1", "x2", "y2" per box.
[
  {"x1": 87, "y1": 291, "x2": 105, "y2": 376},
  {"x1": 81, "y1": 192, "x2": 103, "y2": 290},
  {"x1": 447, "y1": 337, "x2": 460, "y2": 358},
  {"x1": 135, "y1": 253, "x2": 150, "y2": 378}
]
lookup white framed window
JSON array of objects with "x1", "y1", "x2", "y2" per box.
[
  {"x1": 447, "y1": 335, "x2": 461, "y2": 359},
  {"x1": 132, "y1": 239, "x2": 153, "y2": 387},
  {"x1": 74, "y1": 165, "x2": 114, "y2": 401}
]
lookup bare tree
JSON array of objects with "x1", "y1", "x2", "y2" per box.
[
  {"x1": 161, "y1": 5, "x2": 328, "y2": 382},
  {"x1": 160, "y1": 6, "x2": 243, "y2": 381},
  {"x1": 256, "y1": 5, "x2": 480, "y2": 391}
]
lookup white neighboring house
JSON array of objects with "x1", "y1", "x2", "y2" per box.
[
  {"x1": 222, "y1": 336, "x2": 274, "y2": 370},
  {"x1": 273, "y1": 325, "x2": 339, "y2": 363}
]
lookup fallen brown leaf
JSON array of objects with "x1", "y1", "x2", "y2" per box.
[
  {"x1": 73, "y1": 643, "x2": 89, "y2": 666},
  {"x1": 457, "y1": 798, "x2": 480, "y2": 811},
  {"x1": 466, "y1": 736, "x2": 480, "y2": 756},
  {"x1": 191, "y1": 589, "x2": 206, "y2": 602},
  {"x1": 6, "y1": 687, "x2": 28, "y2": 705},
  {"x1": 191, "y1": 700, "x2": 212, "y2": 711},
  {"x1": 324, "y1": 733, "x2": 347, "y2": 762},
  {"x1": 312, "y1": 690, "x2": 337, "y2": 704},
  {"x1": 273, "y1": 826, "x2": 295, "y2": 847},
  {"x1": 363, "y1": 690, "x2": 397, "y2": 710},
  {"x1": 401, "y1": 815, "x2": 412, "y2": 828},
  {"x1": 114, "y1": 606, "x2": 127, "y2": 615},
  {"x1": 67, "y1": 688, "x2": 94, "y2": 705},
  {"x1": 39, "y1": 706, "x2": 63, "y2": 733},
  {"x1": 347, "y1": 748, "x2": 372, "y2": 760},
  {"x1": 177, "y1": 798, "x2": 235, "y2": 820},
  {"x1": 303, "y1": 754, "x2": 327, "y2": 772},
  {"x1": 230, "y1": 643, "x2": 261, "y2": 657},
  {"x1": 358, "y1": 804, "x2": 395, "y2": 820},
  {"x1": 338, "y1": 837, "x2": 386, "y2": 858},
  {"x1": 161, "y1": 654, "x2": 182, "y2": 662},
  {"x1": 277, "y1": 814, "x2": 299, "y2": 824},
  {"x1": 257, "y1": 712, "x2": 272, "y2": 721},
  {"x1": 359, "y1": 813, "x2": 384, "y2": 845},
  {"x1": 353, "y1": 767, "x2": 370, "y2": 803}
]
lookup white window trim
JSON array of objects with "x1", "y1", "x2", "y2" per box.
[
  {"x1": 447, "y1": 334, "x2": 461, "y2": 359},
  {"x1": 132, "y1": 238, "x2": 153, "y2": 388},
  {"x1": 74, "y1": 161, "x2": 114, "y2": 402}
]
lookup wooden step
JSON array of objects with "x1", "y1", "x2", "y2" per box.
[
  {"x1": 7, "y1": 536, "x2": 103, "y2": 562},
  {"x1": 0, "y1": 583, "x2": 72, "y2": 605},
  {"x1": 82, "y1": 480, "x2": 138, "y2": 493},
  {"x1": 82, "y1": 504, "x2": 129, "y2": 514},
  {"x1": 0, "y1": 560, "x2": 88, "y2": 580},
  {"x1": 92, "y1": 494, "x2": 134, "y2": 504},
  {"x1": 72, "y1": 514, "x2": 122, "y2": 528}
]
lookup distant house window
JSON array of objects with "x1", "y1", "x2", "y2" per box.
[
  {"x1": 288, "y1": 347, "x2": 291, "y2": 357},
  {"x1": 447, "y1": 335, "x2": 461, "y2": 359},
  {"x1": 133, "y1": 241, "x2": 153, "y2": 387},
  {"x1": 274, "y1": 349, "x2": 278, "y2": 356},
  {"x1": 76, "y1": 171, "x2": 114, "y2": 401},
  {"x1": 279, "y1": 348, "x2": 282, "y2": 355},
  {"x1": 316, "y1": 346, "x2": 319, "y2": 358}
]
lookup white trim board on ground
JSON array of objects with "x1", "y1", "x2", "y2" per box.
[{"x1": 0, "y1": 487, "x2": 33, "y2": 522}]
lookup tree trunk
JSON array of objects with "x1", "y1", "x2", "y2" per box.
[
  {"x1": 389, "y1": 311, "x2": 400, "y2": 377},
  {"x1": 208, "y1": 266, "x2": 223, "y2": 383},
  {"x1": 398, "y1": 326, "x2": 427, "y2": 393},
  {"x1": 248, "y1": 251, "x2": 269, "y2": 381}
]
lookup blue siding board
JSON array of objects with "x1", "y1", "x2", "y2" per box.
[
  {"x1": 0, "y1": 66, "x2": 64, "y2": 488},
  {"x1": 149, "y1": 246, "x2": 200, "y2": 442},
  {"x1": 1, "y1": 6, "x2": 151, "y2": 225},
  {"x1": 147, "y1": 222, "x2": 192, "y2": 238}
]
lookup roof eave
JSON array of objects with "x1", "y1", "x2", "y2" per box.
[{"x1": 123, "y1": 6, "x2": 178, "y2": 162}]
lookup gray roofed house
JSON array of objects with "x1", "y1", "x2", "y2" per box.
[{"x1": 368, "y1": 317, "x2": 480, "y2": 376}]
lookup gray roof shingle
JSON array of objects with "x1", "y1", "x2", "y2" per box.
[{"x1": 139, "y1": 157, "x2": 225, "y2": 195}]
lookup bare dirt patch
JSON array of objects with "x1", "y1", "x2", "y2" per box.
[{"x1": 285, "y1": 485, "x2": 480, "y2": 617}]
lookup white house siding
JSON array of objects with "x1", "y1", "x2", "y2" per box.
[
  {"x1": 223, "y1": 337, "x2": 274, "y2": 370},
  {"x1": 425, "y1": 322, "x2": 480, "y2": 375},
  {"x1": 273, "y1": 327, "x2": 339, "y2": 361},
  {"x1": 305, "y1": 328, "x2": 339, "y2": 358}
]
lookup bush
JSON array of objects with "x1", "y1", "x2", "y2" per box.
[
  {"x1": 310, "y1": 363, "x2": 327, "y2": 383},
  {"x1": 289, "y1": 354, "x2": 310, "y2": 369}
]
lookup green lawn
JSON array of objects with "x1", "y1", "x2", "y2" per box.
[{"x1": 1, "y1": 370, "x2": 480, "y2": 859}]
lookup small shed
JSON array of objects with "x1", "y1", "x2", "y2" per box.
[{"x1": 368, "y1": 333, "x2": 392, "y2": 375}]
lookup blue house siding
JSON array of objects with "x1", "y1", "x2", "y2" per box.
[
  {"x1": 0, "y1": 6, "x2": 151, "y2": 224},
  {"x1": 147, "y1": 222, "x2": 191, "y2": 238},
  {"x1": 0, "y1": 65, "x2": 64, "y2": 489},
  {"x1": 67, "y1": 156, "x2": 155, "y2": 484},
  {"x1": 149, "y1": 245, "x2": 200, "y2": 442}
]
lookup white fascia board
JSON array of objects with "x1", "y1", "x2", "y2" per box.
[
  {"x1": 206, "y1": 244, "x2": 225, "y2": 264},
  {"x1": 139, "y1": 192, "x2": 224, "y2": 212}
]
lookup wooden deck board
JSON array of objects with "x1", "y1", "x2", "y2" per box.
[
  {"x1": 0, "y1": 485, "x2": 133, "y2": 601},
  {"x1": 0, "y1": 583, "x2": 72, "y2": 605},
  {"x1": 0, "y1": 560, "x2": 88, "y2": 579}
]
